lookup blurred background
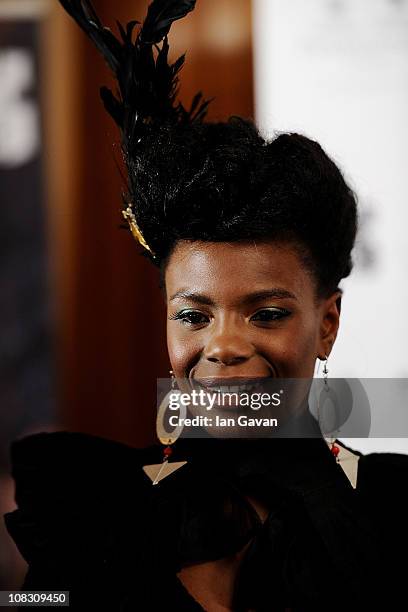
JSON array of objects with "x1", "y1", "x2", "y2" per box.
[{"x1": 0, "y1": 0, "x2": 407, "y2": 596}]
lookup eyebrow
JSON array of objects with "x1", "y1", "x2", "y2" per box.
[{"x1": 169, "y1": 288, "x2": 298, "y2": 305}]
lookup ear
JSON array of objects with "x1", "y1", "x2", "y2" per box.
[{"x1": 317, "y1": 290, "x2": 342, "y2": 359}]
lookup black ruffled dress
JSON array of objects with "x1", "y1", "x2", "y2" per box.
[{"x1": 4, "y1": 431, "x2": 408, "y2": 610}]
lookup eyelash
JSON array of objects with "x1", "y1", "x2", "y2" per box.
[
  {"x1": 168, "y1": 310, "x2": 208, "y2": 327},
  {"x1": 168, "y1": 308, "x2": 291, "y2": 327},
  {"x1": 251, "y1": 308, "x2": 291, "y2": 323}
]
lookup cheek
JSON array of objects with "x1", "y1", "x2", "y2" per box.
[
  {"x1": 257, "y1": 319, "x2": 319, "y2": 374},
  {"x1": 167, "y1": 322, "x2": 202, "y2": 376}
]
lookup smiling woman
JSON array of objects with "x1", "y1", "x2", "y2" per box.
[
  {"x1": 165, "y1": 240, "x2": 340, "y2": 381},
  {"x1": 4, "y1": 0, "x2": 408, "y2": 611}
]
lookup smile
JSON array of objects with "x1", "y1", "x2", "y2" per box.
[{"x1": 191, "y1": 377, "x2": 273, "y2": 395}]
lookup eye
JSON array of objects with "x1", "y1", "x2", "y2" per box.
[
  {"x1": 250, "y1": 308, "x2": 291, "y2": 324},
  {"x1": 169, "y1": 309, "x2": 210, "y2": 327}
]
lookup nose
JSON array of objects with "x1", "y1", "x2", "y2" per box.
[{"x1": 203, "y1": 331, "x2": 255, "y2": 366}]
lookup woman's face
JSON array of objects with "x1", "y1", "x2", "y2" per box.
[{"x1": 165, "y1": 240, "x2": 340, "y2": 384}]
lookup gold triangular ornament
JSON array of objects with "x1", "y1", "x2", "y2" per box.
[
  {"x1": 336, "y1": 445, "x2": 360, "y2": 489},
  {"x1": 142, "y1": 460, "x2": 187, "y2": 485}
]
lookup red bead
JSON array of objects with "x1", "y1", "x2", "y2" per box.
[
  {"x1": 331, "y1": 444, "x2": 340, "y2": 457},
  {"x1": 163, "y1": 446, "x2": 172, "y2": 457}
]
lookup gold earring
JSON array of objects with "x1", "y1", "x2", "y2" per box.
[{"x1": 142, "y1": 370, "x2": 187, "y2": 485}]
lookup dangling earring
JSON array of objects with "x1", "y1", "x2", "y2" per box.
[
  {"x1": 142, "y1": 370, "x2": 188, "y2": 485},
  {"x1": 317, "y1": 355, "x2": 341, "y2": 461}
]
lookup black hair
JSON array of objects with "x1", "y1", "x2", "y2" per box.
[
  {"x1": 127, "y1": 116, "x2": 358, "y2": 297},
  {"x1": 57, "y1": 1, "x2": 357, "y2": 298}
]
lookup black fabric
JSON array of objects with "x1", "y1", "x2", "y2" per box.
[{"x1": 3, "y1": 431, "x2": 408, "y2": 610}]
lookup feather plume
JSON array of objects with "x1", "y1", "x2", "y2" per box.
[
  {"x1": 57, "y1": 0, "x2": 211, "y2": 257},
  {"x1": 57, "y1": 0, "x2": 209, "y2": 149}
]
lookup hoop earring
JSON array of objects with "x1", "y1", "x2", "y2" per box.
[
  {"x1": 317, "y1": 355, "x2": 341, "y2": 461},
  {"x1": 156, "y1": 384, "x2": 185, "y2": 445},
  {"x1": 142, "y1": 370, "x2": 188, "y2": 485}
]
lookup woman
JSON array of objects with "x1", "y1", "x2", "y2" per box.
[{"x1": 4, "y1": 1, "x2": 408, "y2": 610}]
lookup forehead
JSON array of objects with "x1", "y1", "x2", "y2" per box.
[{"x1": 165, "y1": 240, "x2": 316, "y2": 301}]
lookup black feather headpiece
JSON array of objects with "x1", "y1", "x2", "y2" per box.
[{"x1": 58, "y1": 0, "x2": 210, "y2": 259}]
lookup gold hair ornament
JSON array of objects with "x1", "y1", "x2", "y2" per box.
[{"x1": 122, "y1": 206, "x2": 155, "y2": 258}]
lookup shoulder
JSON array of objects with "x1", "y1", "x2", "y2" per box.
[
  {"x1": 8, "y1": 428, "x2": 158, "y2": 465},
  {"x1": 335, "y1": 440, "x2": 408, "y2": 502},
  {"x1": 352, "y1": 446, "x2": 408, "y2": 541},
  {"x1": 357, "y1": 448, "x2": 408, "y2": 490},
  {"x1": 8, "y1": 430, "x2": 160, "y2": 505},
  {"x1": 4, "y1": 431, "x2": 161, "y2": 565},
  {"x1": 354, "y1": 448, "x2": 408, "y2": 600},
  {"x1": 3, "y1": 432, "x2": 196, "y2": 607},
  {"x1": 338, "y1": 439, "x2": 408, "y2": 474}
]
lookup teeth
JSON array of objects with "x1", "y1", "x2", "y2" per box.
[
  {"x1": 195, "y1": 379, "x2": 269, "y2": 393},
  {"x1": 207, "y1": 383, "x2": 259, "y2": 394}
]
